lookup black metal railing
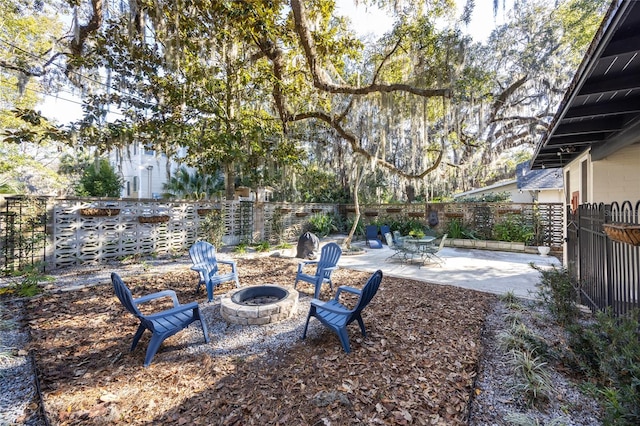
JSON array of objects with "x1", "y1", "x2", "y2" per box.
[
  {"x1": 571, "y1": 201, "x2": 640, "y2": 316},
  {"x1": 1, "y1": 196, "x2": 48, "y2": 273}
]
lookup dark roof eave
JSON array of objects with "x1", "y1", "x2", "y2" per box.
[{"x1": 531, "y1": 0, "x2": 629, "y2": 168}]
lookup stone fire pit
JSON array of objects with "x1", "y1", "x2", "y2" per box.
[{"x1": 220, "y1": 285, "x2": 299, "y2": 325}]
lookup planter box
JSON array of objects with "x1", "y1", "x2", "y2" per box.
[
  {"x1": 138, "y1": 215, "x2": 170, "y2": 224},
  {"x1": 80, "y1": 208, "x2": 120, "y2": 217},
  {"x1": 277, "y1": 208, "x2": 292, "y2": 213},
  {"x1": 474, "y1": 240, "x2": 487, "y2": 248},
  {"x1": 497, "y1": 209, "x2": 521, "y2": 215},
  {"x1": 408, "y1": 212, "x2": 424, "y2": 218},
  {"x1": 295, "y1": 212, "x2": 309, "y2": 217},
  {"x1": 603, "y1": 223, "x2": 640, "y2": 246},
  {"x1": 446, "y1": 238, "x2": 526, "y2": 252},
  {"x1": 444, "y1": 212, "x2": 464, "y2": 218},
  {"x1": 364, "y1": 211, "x2": 379, "y2": 217},
  {"x1": 386, "y1": 208, "x2": 403, "y2": 213},
  {"x1": 197, "y1": 208, "x2": 220, "y2": 216}
]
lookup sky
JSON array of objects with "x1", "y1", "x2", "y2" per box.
[
  {"x1": 38, "y1": 0, "x2": 511, "y2": 124},
  {"x1": 336, "y1": 0, "x2": 512, "y2": 41}
]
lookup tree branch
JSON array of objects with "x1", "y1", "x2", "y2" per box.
[
  {"x1": 290, "y1": 0, "x2": 450, "y2": 98},
  {"x1": 488, "y1": 74, "x2": 528, "y2": 122},
  {"x1": 289, "y1": 111, "x2": 443, "y2": 179}
]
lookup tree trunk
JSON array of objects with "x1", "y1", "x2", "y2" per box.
[
  {"x1": 343, "y1": 165, "x2": 365, "y2": 249},
  {"x1": 225, "y1": 165, "x2": 235, "y2": 200}
]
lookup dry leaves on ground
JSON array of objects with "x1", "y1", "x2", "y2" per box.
[{"x1": 26, "y1": 256, "x2": 496, "y2": 425}]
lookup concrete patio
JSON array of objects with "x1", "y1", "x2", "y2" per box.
[{"x1": 337, "y1": 243, "x2": 562, "y2": 299}]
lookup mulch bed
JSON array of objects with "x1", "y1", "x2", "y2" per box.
[{"x1": 25, "y1": 256, "x2": 496, "y2": 425}]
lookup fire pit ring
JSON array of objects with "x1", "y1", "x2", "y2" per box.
[{"x1": 220, "y1": 285, "x2": 299, "y2": 325}]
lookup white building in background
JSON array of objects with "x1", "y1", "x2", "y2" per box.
[{"x1": 109, "y1": 144, "x2": 189, "y2": 199}]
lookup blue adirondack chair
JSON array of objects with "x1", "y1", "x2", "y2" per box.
[
  {"x1": 294, "y1": 242, "x2": 342, "y2": 299},
  {"x1": 302, "y1": 269, "x2": 383, "y2": 353},
  {"x1": 111, "y1": 272, "x2": 210, "y2": 367},
  {"x1": 189, "y1": 241, "x2": 240, "y2": 302},
  {"x1": 380, "y1": 225, "x2": 391, "y2": 244},
  {"x1": 365, "y1": 225, "x2": 382, "y2": 248}
]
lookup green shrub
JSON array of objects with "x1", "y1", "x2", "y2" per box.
[
  {"x1": 567, "y1": 309, "x2": 640, "y2": 424},
  {"x1": 532, "y1": 265, "x2": 579, "y2": 326},
  {"x1": 307, "y1": 213, "x2": 337, "y2": 237},
  {"x1": 76, "y1": 158, "x2": 123, "y2": 197},
  {"x1": 0, "y1": 263, "x2": 50, "y2": 298},
  {"x1": 493, "y1": 214, "x2": 535, "y2": 243},
  {"x1": 200, "y1": 209, "x2": 226, "y2": 248},
  {"x1": 233, "y1": 243, "x2": 248, "y2": 254},
  {"x1": 455, "y1": 191, "x2": 511, "y2": 203},
  {"x1": 394, "y1": 218, "x2": 425, "y2": 236},
  {"x1": 444, "y1": 218, "x2": 476, "y2": 239},
  {"x1": 253, "y1": 241, "x2": 271, "y2": 252},
  {"x1": 345, "y1": 217, "x2": 364, "y2": 236},
  {"x1": 271, "y1": 208, "x2": 287, "y2": 244}
]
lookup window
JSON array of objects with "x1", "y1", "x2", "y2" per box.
[
  {"x1": 126, "y1": 181, "x2": 131, "y2": 196},
  {"x1": 133, "y1": 176, "x2": 139, "y2": 192}
]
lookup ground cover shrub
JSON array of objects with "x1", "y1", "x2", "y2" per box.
[
  {"x1": 567, "y1": 309, "x2": 640, "y2": 424},
  {"x1": 533, "y1": 266, "x2": 640, "y2": 424},
  {"x1": 0, "y1": 263, "x2": 50, "y2": 298},
  {"x1": 499, "y1": 291, "x2": 521, "y2": 309},
  {"x1": 500, "y1": 322, "x2": 550, "y2": 359},
  {"x1": 233, "y1": 243, "x2": 248, "y2": 254},
  {"x1": 496, "y1": 292, "x2": 556, "y2": 410},
  {"x1": 509, "y1": 349, "x2": 553, "y2": 407},
  {"x1": 253, "y1": 241, "x2": 271, "y2": 252}
]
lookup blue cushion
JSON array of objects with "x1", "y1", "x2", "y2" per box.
[{"x1": 368, "y1": 239, "x2": 383, "y2": 249}]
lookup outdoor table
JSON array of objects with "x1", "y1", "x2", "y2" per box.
[{"x1": 402, "y1": 236, "x2": 436, "y2": 263}]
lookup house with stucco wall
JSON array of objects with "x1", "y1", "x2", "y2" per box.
[{"x1": 530, "y1": 0, "x2": 640, "y2": 315}]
